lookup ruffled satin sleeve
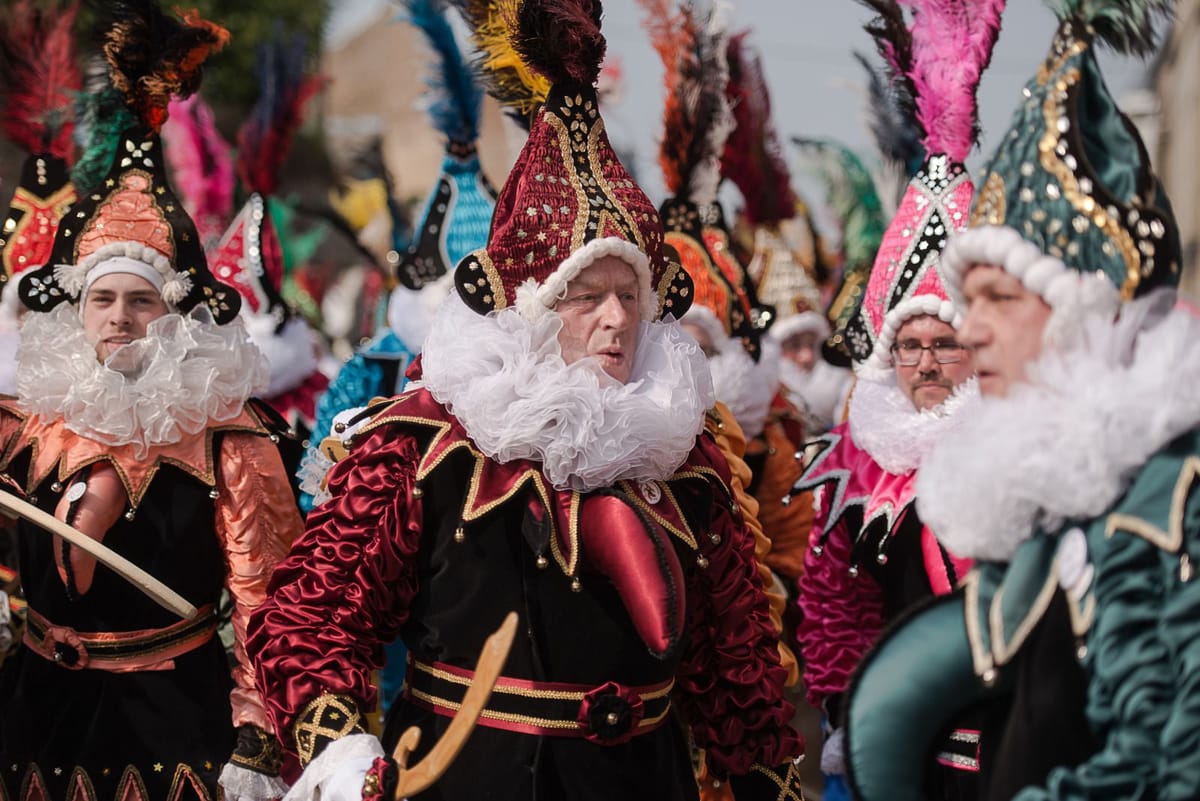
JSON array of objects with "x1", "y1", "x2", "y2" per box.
[
  {"x1": 247, "y1": 426, "x2": 423, "y2": 751},
  {"x1": 1015, "y1": 520, "x2": 1200, "y2": 801},
  {"x1": 796, "y1": 490, "x2": 885, "y2": 712},
  {"x1": 708, "y1": 404, "x2": 798, "y2": 686},
  {"x1": 216, "y1": 431, "x2": 306, "y2": 732},
  {"x1": 675, "y1": 431, "x2": 804, "y2": 779}
]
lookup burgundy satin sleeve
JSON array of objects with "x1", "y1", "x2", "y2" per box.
[
  {"x1": 246, "y1": 427, "x2": 423, "y2": 740},
  {"x1": 674, "y1": 436, "x2": 804, "y2": 779},
  {"x1": 795, "y1": 511, "x2": 885, "y2": 711},
  {"x1": 216, "y1": 432, "x2": 306, "y2": 732}
]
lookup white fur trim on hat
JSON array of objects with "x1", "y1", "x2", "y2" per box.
[
  {"x1": 768, "y1": 311, "x2": 831, "y2": 344},
  {"x1": 680, "y1": 304, "x2": 727, "y2": 348},
  {"x1": 939, "y1": 224, "x2": 1121, "y2": 350},
  {"x1": 514, "y1": 237, "x2": 655, "y2": 322},
  {"x1": 55, "y1": 241, "x2": 193, "y2": 305},
  {"x1": 857, "y1": 294, "x2": 961, "y2": 381}
]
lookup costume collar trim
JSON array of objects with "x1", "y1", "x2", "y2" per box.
[
  {"x1": 0, "y1": 399, "x2": 270, "y2": 508},
  {"x1": 356, "y1": 389, "x2": 715, "y2": 578}
]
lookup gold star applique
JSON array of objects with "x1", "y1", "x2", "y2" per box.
[{"x1": 153, "y1": 763, "x2": 164, "y2": 773}]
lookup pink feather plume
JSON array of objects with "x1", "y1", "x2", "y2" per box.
[
  {"x1": 902, "y1": 0, "x2": 1005, "y2": 161},
  {"x1": 161, "y1": 95, "x2": 235, "y2": 250}
]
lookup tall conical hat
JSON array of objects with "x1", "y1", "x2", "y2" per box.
[{"x1": 19, "y1": 1, "x2": 239, "y2": 323}]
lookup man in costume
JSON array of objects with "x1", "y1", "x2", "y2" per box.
[
  {"x1": 793, "y1": 0, "x2": 1002, "y2": 794},
  {"x1": 769, "y1": 309, "x2": 852, "y2": 433},
  {"x1": 249, "y1": 1, "x2": 804, "y2": 799},
  {"x1": 0, "y1": 0, "x2": 81, "y2": 395},
  {"x1": 0, "y1": 6, "x2": 302, "y2": 801},
  {"x1": 844, "y1": 2, "x2": 1200, "y2": 800}
]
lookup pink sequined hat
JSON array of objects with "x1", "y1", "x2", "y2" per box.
[{"x1": 843, "y1": 0, "x2": 1005, "y2": 380}]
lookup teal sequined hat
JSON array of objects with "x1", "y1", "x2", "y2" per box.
[
  {"x1": 942, "y1": 0, "x2": 1180, "y2": 319},
  {"x1": 395, "y1": 0, "x2": 496, "y2": 290}
]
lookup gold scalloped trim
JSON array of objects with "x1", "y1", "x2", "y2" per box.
[{"x1": 1039, "y1": 67, "x2": 1141, "y2": 299}]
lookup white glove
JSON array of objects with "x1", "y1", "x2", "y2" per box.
[
  {"x1": 282, "y1": 734, "x2": 384, "y2": 801},
  {"x1": 821, "y1": 726, "x2": 846, "y2": 776},
  {"x1": 219, "y1": 764, "x2": 289, "y2": 801}
]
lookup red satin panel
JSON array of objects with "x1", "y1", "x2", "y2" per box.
[
  {"x1": 674, "y1": 435, "x2": 804, "y2": 778},
  {"x1": 247, "y1": 429, "x2": 424, "y2": 736},
  {"x1": 578, "y1": 494, "x2": 684, "y2": 657}
]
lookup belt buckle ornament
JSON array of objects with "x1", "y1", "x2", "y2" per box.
[
  {"x1": 577, "y1": 681, "x2": 646, "y2": 745},
  {"x1": 44, "y1": 625, "x2": 88, "y2": 669}
]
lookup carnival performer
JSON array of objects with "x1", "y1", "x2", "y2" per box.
[
  {"x1": 300, "y1": 0, "x2": 496, "y2": 514},
  {"x1": 845, "y1": 2, "x2": 1200, "y2": 800},
  {"x1": 248, "y1": 1, "x2": 803, "y2": 799},
  {"x1": 770, "y1": 309, "x2": 852, "y2": 433},
  {"x1": 210, "y1": 32, "x2": 328, "y2": 449},
  {"x1": 792, "y1": 0, "x2": 1002, "y2": 795},
  {"x1": 0, "y1": 0, "x2": 81, "y2": 396},
  {"x1": 0, "y1": 5, "x2": 302, "y2": 801},
  {"x1": 642, "y1": 0, "x2": 811, "y2": 613}
]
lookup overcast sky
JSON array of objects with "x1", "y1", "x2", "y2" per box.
[{"x1": 328, "y1": 1, "x2": 1162, "y2": 224}]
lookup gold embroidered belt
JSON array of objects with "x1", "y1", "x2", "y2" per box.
[
  {"x1": 404, "y1": 657, "x2": 674, "y2": 745},
  {"x1": 24, "y1": 605, "x2": 217, "y2": 672}
]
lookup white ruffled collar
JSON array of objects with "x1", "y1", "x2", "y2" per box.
[
  {"x1": 418, "y1": 295, "x2": 715, "y2": 492},
  {"x1": 16, "y1": 304, "x2": 267, "y2": 458},
  {"x1": 707, "y1": 334, "x2": 780, "y2": 439},
  {"x1": 917, "y1": 292, "x2": 1200, "y2": 562},
  {"x1": 847, "y1": 373, "x2": 980, "y2": 475}
]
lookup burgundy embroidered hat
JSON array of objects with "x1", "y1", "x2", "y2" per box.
[{"x1": 452, "y1": 0, "x2": 693, "y2": 322}]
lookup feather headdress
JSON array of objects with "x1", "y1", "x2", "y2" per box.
[
  {"x1": 720, "y1": 31, "x2": 794, "y2": 227},
  {"x1": 641, "y1": 0, "x2": 732, "y2": 205},
  {"x1": 71, "y1": 61, "x2": 139, "y2": 195},
  {"x1": 792, "y1": 136, "x2": 887, "y2": 364},
  {"x1": 101, "y1": 0, "x2": 229, "y2": 135},
  {"x1": 402, "y1": 0, "x2": 483, "y2": 144},
  {"x1": 1046, "y1": 0, "x2": 1173, "y2": 55},
  {"x1": 855, "y1": 50, "x2": 922, "y2": 212},
  {"x1": 237, "y1": 30, "x2": 322, "y2": 197},
  {"x1": 161, "y1": 94, "x2": 235, "y2": 252},
  {"x1": 448, "y1": 0, "x2": 550, "y2": 126},
  {"x1": 858, "y1": 0, "x2": 1004, "y2": 163},
  {"x1": 842, "y1": 0, "x2": 1006, "y2": 373},
  {"x1": 20, "y1": 0, "x2": 241, "y2": 324},
  {"x1": 0, "y1": 0, "x2": 82, "y2": 162}
]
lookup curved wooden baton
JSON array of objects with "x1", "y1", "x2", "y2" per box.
[
  {"x1": 393, "y1": 611, "x2": 519, "y2": 798},
  {"x1": 0, "y1": 489, "x2": 198, "y2": 620}
]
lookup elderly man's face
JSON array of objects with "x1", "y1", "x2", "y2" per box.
[
  {"x1": 555, "y1": 255, "x2": 641, "y2": 383},
  {"x1": 957, "y1": 264, "x2": 1052, "y2": 397},
  {"x1": 82, "y1": 272, "x2": 169, "y2": 362},
  {"x1": 892, "y1": 314, "x2": 975, "y2": 410},
  {"x1": 781, "y1": 331, "x2": 820, "y2": 372}
]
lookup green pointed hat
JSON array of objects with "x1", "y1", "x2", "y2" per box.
[{"x1": 941, "y1": 0, "x2": 1180, "y2": 324}]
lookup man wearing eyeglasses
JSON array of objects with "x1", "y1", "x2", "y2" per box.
[{"x1": 791, "y1": 161, "x2": 984, "y2": 801}]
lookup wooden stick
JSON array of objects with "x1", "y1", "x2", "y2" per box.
[
  {"x1": 0, "y1": 489, "x2": 198, "y2": 620},
  {"x1": 393, "y1": 611, "x2": 519, "y2": 798}
]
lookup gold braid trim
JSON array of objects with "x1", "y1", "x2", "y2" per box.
[
  {"x1": 229, "y1": 725, "x2": 284, "y2": 776},
  {"x1": 292, "y1": 693, "x2": 367, "y2": 767}
]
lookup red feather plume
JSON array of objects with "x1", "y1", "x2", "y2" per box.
[
  {"x1": 0, "y1": 0, "x2": 82, "y2": 161},
  {"x1": 236, "y1": 33, "x2": 324, "y2": 197},
  {"x1": 512, "y1": 0, "x2": 606, "y2": 87},
  {"x1": 721, "y1": 31, "x2": 796, "y2": 226}
]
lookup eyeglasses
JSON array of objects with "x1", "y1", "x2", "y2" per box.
[{"x1": 890, "y1": 339, "x2": 965, "y2": 366}]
